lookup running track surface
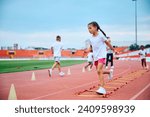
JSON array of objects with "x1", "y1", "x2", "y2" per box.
[{"x1": 0, "y1": 60, "x2": 150, "y2": 100}]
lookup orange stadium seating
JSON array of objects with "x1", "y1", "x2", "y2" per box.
[
  {"x1": 114, "y1": 46, "x2": 128, "y2": 54},
  {"x1": 0, "y1": 50, "x2": 8, "y2": 58},
  {"x1": 0, "y1": 49, "x2": 88, "y2": 58},
  {"x1": 2, "y1": 47, "x2": 144, "y2": 59}
]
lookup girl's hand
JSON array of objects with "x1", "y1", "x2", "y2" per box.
[{"x1": 114, "y1": 50, "x2": 119, "y2": 55}]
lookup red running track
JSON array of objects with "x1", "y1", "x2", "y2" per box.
[{"x1": 0, "y1": 60, "x2": 150, "y2": 100}]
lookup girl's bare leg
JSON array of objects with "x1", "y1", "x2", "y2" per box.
[
  {"x1": 57, "y1": 62, "x2": 61, "y2": 72},
  {"x1": 51, "y1": 62, "x2": 58, "y2": 70},
  {"x1": 85, "y1": 63, "x2": 90, "y2": 69},
  {"x1": 97, "y1": 63, "x2": 105, "y2": 87},
  {"x1": 90, "y1": 64, "x2": 93, "y2": 69}
]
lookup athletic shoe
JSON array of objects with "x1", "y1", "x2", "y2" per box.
[
  {"x1": 96, "y1": 87, "x2": 106, "y2": 95},
  {"x1": 59, "y1": 72, "x2": 65, "y2": 77},
  {"x1": 111, "y1": 66, "x2": 114, "y2": 69},
  {"x1": 105, "y1": 66, "x2": 108, "y2": 69},
  {"x1": 146, "y1": 65, "x2": 149, "y2": 70},
  {"x1": 88, "y1": 68, "x2": 92, "y2": 71},
  {"x1": 48, "y1": 69, "x2": 52, "y2": 77},
  {"x1": 108, "y1": 69, "x2": 113, "y2": 80}
]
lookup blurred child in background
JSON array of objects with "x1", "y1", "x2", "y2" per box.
[
  {"x1": 48, "y1": 36, "x2": 65, "y2": 77},
  {"x1": 84, "y1": 50, "x2": 94, "y2": 71},
  {"x1": 139, "y1": 45, "x2": 148, "y2": 69}
]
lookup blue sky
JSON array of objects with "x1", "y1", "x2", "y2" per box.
[{"x1": 0, "y1": 0, "x2": 150, "y2": 49}]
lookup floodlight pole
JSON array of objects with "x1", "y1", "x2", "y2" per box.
[{"x1": 132, "y1": 0, "x2": 137, "y2": 45}]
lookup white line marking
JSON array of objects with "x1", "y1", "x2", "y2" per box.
[{"x1": 130, "y1": 83, "x2": 150, "y2": 100}]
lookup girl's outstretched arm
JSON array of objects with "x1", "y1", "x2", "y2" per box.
[{"x1": 105, "y1": 40, "x2": 114, "y2": 51}]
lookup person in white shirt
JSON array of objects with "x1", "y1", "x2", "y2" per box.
[
  {"x1": 84, "y1": 50, "x2": 94, "y2": 70},
  {"x1": 139, "y1": 45, "x2": 148, "y2": 69},
  {"x1": 48, "y1": 36, "x2": 65, "y2": 77},
  {"x1": 106, "y1": 38, "x2": 114, "y2": 69},
  {"x1": 85, "y1": 21, "x2": 115, "y2": 95}
]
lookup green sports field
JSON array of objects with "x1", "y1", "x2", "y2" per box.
[{"x1": 0, "y1": 60, "x2": 86, "y2": 73}]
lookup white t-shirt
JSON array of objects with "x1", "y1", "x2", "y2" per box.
[
  {"x1": 51, "y1": 41, "x2": 63, "y2": 57},
  {"x1": 139, "y1": 50, "x2": 147, "y2": 59},
  {"x1": 87, "y1": 52, "x2": 93, "y2": 62},
  {"x1": 89, "y1": 34, "x2": 107, "y2": 61},
  {"x1": 107, "y1": 47, "x2": 113, "y2": 54}
]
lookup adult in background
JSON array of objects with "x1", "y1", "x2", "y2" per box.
[{"x1": 105, "y1": 37, "x2": 114, "y2": 69}]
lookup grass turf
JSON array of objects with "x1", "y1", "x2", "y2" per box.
[{"x1": 0, "y1": 60, "x2": 86, "y2": 73}]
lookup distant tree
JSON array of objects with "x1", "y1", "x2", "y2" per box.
[
  {"x1": 129, "y1": 44, "x2": 139, "y2": 51},
  {"x1": 145, "y1": 44, "x2": 150, "y2": 48},
  {"x1": 34, "y1": 47, "x2": 48, "y2": 50}
]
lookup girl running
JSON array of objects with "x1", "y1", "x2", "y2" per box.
[
  {"x1": 139, "y1": 45, "x2": 148, "y2": 69},
  {"x1": 84, "y1": 50, "x2": 94, "y2": 71},
  {"x1": 85, "y1": 21, "x2": 115, "y2": 95}
]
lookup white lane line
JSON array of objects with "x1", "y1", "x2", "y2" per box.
[{"x1": 130, "y1": 83, "x2": 150, "y2": 100}]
